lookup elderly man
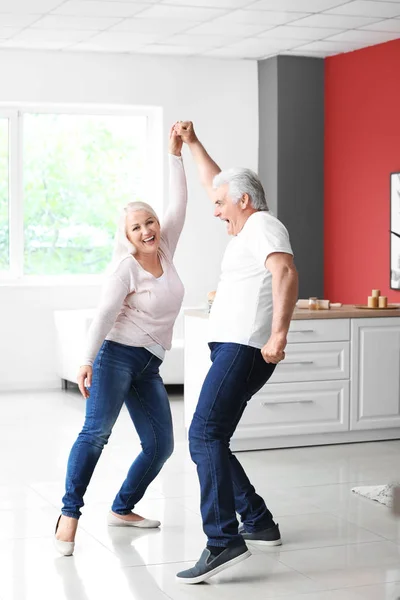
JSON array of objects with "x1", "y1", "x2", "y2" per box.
[{"x1": 175, "y1": 122, "x2": 298, "y2": 584}]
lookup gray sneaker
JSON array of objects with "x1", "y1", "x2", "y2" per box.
[
  {"x1": 176, "y1": 545, "x2": 251, "y2": 584},
  {"x1": 239, "y1": 523, "x2": 282, "y2": 546}
]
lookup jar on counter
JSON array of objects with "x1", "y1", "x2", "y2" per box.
[
  {"x1": 207, "y1": 291, "x2": 216, "y2": 314},
  {"x1": 308, "y1": 297, "x2": 318, "y2": 310}
]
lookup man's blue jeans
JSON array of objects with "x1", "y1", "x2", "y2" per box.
[
  {"x1": 61, "y1": 341, "x2": 174, "y2": 519},
  {"x1": 189, "y1": 342, "x2": 276, "y2": 548}
]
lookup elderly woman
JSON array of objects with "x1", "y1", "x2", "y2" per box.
[{"x1": 55, "y1": 125, "x2": 187, "y2": 556}]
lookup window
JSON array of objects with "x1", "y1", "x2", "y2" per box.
[{"x1": 0, "y1": 107, "x2": 158, "y2": 280}]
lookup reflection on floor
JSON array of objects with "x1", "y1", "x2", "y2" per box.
[{"x1": 0, "y1": 388, "x2": 399, "y2": 600}]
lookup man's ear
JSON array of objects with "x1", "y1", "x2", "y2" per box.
[{"x1": 241, "y1": 193, "x2": 251, "y2": 209}]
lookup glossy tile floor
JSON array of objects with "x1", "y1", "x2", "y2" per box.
[{"x1": 1, "y1": 388, "x2": 400, "y2": 600}]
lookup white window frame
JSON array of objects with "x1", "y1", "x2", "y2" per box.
[{"x1": 0, "y1": 103, "x2": 162, "y2": 285}]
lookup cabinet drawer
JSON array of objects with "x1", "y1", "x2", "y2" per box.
[
  {"x1": 235, "y1": 380, "x2": 350, "y2": 438},
  {"x1": 271, "y1": 342, "x2": 349, "y2": 383},
  {"x1": 288, "y1": 319, "x2": 350, "y2": 344}
]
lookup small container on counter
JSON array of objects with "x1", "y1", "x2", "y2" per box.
[
  {"x1": 207, "y1": 291, "x2": 216, "y2": 313},
  {"x1": 378, "y1": 296, "x2": 388, "y2": 308},
  {"x1": 308, "y1": 297, "x2": 318, "y2": 310},
  {"x1": 368, "y1": 296, "x2": 378, "y2": 308}
]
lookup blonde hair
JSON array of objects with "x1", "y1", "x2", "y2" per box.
[
  {"x1": 109, "y1": 201, "x2": 160, "y2": 269},
  {"x1": 124, "y1": 201, "x2": 159, "y2": 223}
]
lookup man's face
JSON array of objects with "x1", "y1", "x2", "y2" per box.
[{"x1": 213, "y1": 184, "x2": 244, "y2": 236}]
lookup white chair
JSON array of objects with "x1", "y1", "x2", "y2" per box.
[{"x1": 53, "y1": 309, "x2": 184, "y2": 389}]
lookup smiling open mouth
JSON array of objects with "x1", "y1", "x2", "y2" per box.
[{"x1": 143, "y1": 236, "x2": 155, "y2": 243}]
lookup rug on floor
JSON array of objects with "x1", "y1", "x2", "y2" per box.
[{"x1": 351, "y1": 483, "x2": 399, "y2": 507}]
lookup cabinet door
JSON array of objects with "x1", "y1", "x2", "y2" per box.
[
  {"x1": 351, "y1": 318, "x2": 400, "y2": 430},
  {"x1": 271, "y1": 342, "x2": 350, "y2": 383},
  {"x1": 288, "y1": 318, "x2": 350, "y2": 344},
  {"x1": 235, "y1": 380, "x2": 350, "y2": 439}
]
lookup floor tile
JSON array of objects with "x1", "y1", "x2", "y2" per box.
[
  {"x1": 1, "y1": 389, "x2": 400, "y2": 599},
  {"x1": 146, "y1": 552, "x2": 324, "y2": 599},
  {"x1": 277, "y1": 540, "x2": 400, "y2": 589}
]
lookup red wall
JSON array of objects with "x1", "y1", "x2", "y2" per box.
[{"x1": 324, "y1": 39, "x2": 400, "y2": 303}]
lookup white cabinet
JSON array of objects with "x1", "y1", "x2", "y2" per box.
[
  {"x1": 287, "y1": 318, "x2": 349, "y2": 344},
  {"x1": 183, "y1": 316, "x2": 351, "y2": 438},
  {"x1": 238, "y1": 380, "x2": 350, "y2": 438},
  {"x1": 271, "y1": 342, "x2": 350, "y2": 383},
  {"x1": 351, "y1": 318, "x2": 400, "y2": 431},
  {"x1": 184, "y1": 312, "x2": 400, "y2": 450}
]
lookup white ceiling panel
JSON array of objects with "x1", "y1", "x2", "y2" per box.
[
  {"x1": 184, "y1": 20, "x2": 270, "y2": 36},
  {"x1": 138, "y1": 43, "x2": 200, "y2": 54},
  {"x1": 134, "y1": 4, "x2": 228, "y2": 20},
  {"x1": 1, "y1": 39, "x2": 73, "y2": 49},
  {"x1": 0, "y1": 14, "x2": 41, "y2": 27},
  {"x1": 0, "y1": 0, "x2": 64, "y2": 13},
  {"x1": 289, "y1": 13, "x2": 385, "y2": 28},
  {"x1": 77, "y1": 0, "x2": 158, "y2": 2},
  {"x1": 164, "y1": 33, "x2": 238, "y2": 46},
  {"x1": 257, "y1": 24, "x2": 344, "y2": 40},
  {"x1": 52, "y1": 2, "x2": 150, "y2": 18},
  {"x1": 361, "y1": 18, "x2": 400, "y2": 31},
  {"x1": 204, "y1": 46, "x2": 265, "y2": 58},
  {"x1": 110, "y1": 18, "x2": 198, "y2": 34},
  {"x1": 160, "y1": 0, "x2": 254, "y2": 7},
  {"x1": 87, "y1": 30, "x2": 163, "y2": 48},
  {"x1": 247, "y1": 0, "x2": 349, "y2": 12},
  {"x1": 296, "y1": 39, "x2": 363, "y2": 52},
  {"x1": 31, "y1": 15, "x2": 121, "y2": 30},
  {"x1": 0, "y1": 27, "x2": 23, "y2": 39},
  {"x1": 326, "y1": 1, "x2": 400, "y2": 18},
  {"x1": 215, "y1": 36, "x2": 302, "y2": 57},
  {"x1": 220, "y1": 9, "x2": 311, "y2": 25},
  {"x1": 283, "y1": 48, "x2": 338, "y2": 57},
  {"x1": 327, "y1": 28, "x2": 400, "y2": 42},
  {"x1": 0, "y1": 0, "x2": 397, "y2": 59},
  {"x1": 3, "y1": 28, "x2": 94, "y2": 43}
]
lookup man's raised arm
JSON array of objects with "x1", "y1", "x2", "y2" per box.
[{"x1": 174, "y1": 121, "x2": 221, "y2": 199}]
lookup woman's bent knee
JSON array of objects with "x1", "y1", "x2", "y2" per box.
[
  {"x1": 142, "y1": 436, "x2": 174, "y2": 464},
  {"x1": 78, "y1": 429, "x2": 110, "y2": 450}
]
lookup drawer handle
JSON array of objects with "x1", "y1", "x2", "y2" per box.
[
  {"x1": 284, "y1": 361, "x2": 314, "y2": 365},
  {"x1": 290, "y1": 330, "x2": 314, "y2": 333},
  {"x1": 262, "y1": 400, "x2": 314, "y2": 406}
]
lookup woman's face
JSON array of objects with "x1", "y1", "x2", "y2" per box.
[{"x1": 125, "y1": 209, "x2": 160, "y2": 256}]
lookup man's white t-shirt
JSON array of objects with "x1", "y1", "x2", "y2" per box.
[{"x1": 208, "y1": 211, "x2": 293, "y2": 349}]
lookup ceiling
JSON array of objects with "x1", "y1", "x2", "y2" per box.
[{"x1": 1, "y1": 0, "x2": 400, "y2": 59}]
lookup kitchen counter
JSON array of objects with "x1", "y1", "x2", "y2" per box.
[{"x1": 185, "y1": 304, "x2": 400, "y2": 320}]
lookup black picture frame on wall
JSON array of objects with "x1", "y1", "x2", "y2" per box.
[{"x1": 391, "y1": 172, "x2": 400, "y2": 290}]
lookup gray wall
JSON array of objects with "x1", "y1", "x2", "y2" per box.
[
  {"x1": 258, "y1": 57, "x2": 278, "y2": 216},
  {"x1": 258, "y1": 55, "x2": 324, "y2": 299}
]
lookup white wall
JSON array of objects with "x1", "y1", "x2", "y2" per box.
[{"x1": 0, "y1": 49, "x2": 259, "y2": 390}]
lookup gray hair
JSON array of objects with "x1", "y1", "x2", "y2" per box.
[{"x1": 213, "y1": 168, "x2": 269, "y2": 211}]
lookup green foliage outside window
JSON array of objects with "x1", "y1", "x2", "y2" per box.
[{"x1": 0, "y1": 112, "x2": 148, "y2": 276}]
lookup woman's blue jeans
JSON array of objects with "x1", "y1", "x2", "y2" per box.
[
  {"x1": 189, "y1": 342, "x2": 277, "y2": 548},
  {"x1": 61, "y1": 341, "x2": 174, "y2": 519}
]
